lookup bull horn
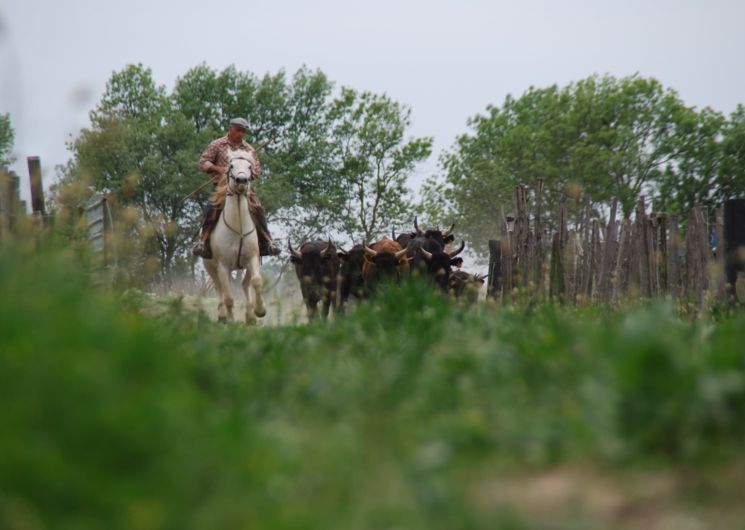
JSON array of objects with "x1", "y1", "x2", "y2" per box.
[
  {"x1": 394, "y1": 245, "x2": 409, "y2": 259},
  {"x1": 414, "y1": 216, "x2": 423, "y2": 235},
  {"x1": 442, "y1": 222, "x2": 455, "y2": 238},
  {"x1": 392, "y1": 228, "x2": 397, "y2": 240},
  {"x1": 320, "y1": 238, "x2": 332, "y2": 257},
  {"x1": 448, "y1": 240, "x2": 465, "y2": 258},
  {"x1": 288, "y1": 241, "x2": 302, "y2": 260},
  {"x1": 364, "y1": 245, "x2": 378, "y2": 258},
  {"x1": 420, "y1": 247, "x2": 433, "y2": 261}
]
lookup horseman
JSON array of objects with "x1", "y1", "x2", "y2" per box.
[{"x1": 192, "y1": 117, "x2": 280, "y2": 259}]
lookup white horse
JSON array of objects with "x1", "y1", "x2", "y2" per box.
[{"x1": 202, "y1": 148, "x2": 266, "y2": 324}]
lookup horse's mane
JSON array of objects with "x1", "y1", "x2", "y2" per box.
[{"x1": 209, "y1": 174, "x2": 229, "y2": 208}]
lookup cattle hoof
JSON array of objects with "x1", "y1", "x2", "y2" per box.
[
  {"x1": 218, "y1": 315, "x2": 228, "y2": 324},
  {"x1": 254, "y1": 307, "x2": 266, "y2": 318}
]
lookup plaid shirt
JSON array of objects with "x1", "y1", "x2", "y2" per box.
[{"x1": 198, "y1": 135, "x2": 261, "y2": 180}]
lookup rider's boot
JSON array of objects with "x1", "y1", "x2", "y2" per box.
[
  {"x1": 252, "y1": 205, "x2": 281, "y2": 257},
  {"x1": 192, "y1": 229, "x2": 213, "y2": 259},
  {"x1": 192, "y1": 202, "x2": 218, "y2": 259}
]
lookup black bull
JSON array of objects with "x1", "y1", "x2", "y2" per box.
[
  {"x1": 289, "y1": 239, "x2": 339, "y2": 319},
  {"x1": 397, "y1": 218, "x2": 464, "y2": 292},
  {"x1": 337, "y1": 244, "x2": 366, "y2": 308}
]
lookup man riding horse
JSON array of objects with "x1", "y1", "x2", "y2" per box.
[{"x1": 192, "y1": 117, "x2": 281, "y2": 259}]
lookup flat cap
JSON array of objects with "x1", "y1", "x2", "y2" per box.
[{"x1": 229, "y1": 117, "x2": 249, "y2": 129}]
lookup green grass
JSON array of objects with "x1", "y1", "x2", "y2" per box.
[{"x1": 1, "y1": 249, "x2": 745, "y2": 529}]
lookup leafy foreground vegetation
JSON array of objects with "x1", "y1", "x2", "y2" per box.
[{"x1": 2, "y1": 251, "x2": 745, "y2": 530}]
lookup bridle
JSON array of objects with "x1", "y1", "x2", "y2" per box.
[
  {"x1": 221, "y1": 153, "x2": 257, "y2": 268},
  {"x1": 225, "y1": 154, "x2": 254, "y2": 195}
]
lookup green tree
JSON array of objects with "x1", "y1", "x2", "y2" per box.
[
  {"x1": 425, "y1": 75, "x2": 710, "y2": 257},
  {"x1": 58, "y1": 64, "x2": 209, "y2": 283},
  {"x1": 56, "y1": 64, "x2": 430, "y2": 282},
  {"x1": 172, "y1": 65, "x2": 344, "y2": 243},
  {"x1": 718, "y1": 104, "x2": 745, "y2": 203},
  {"x1": 329, "y1": 88, "x2": 432, "y2": 243},
  {"x1": 655, "y1": 106, "x2": 726, "y2": 214},
  {"x1": 0, "y1": 113, "x2": 14, "y2": 167}
]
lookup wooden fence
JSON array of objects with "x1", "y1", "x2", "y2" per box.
[
  {"x1": 0, "y1": 157, "x2": 49, "y2": 242},
  {"x1": 0, "y1": 166, "x2": 24, "y2": 241},
  {"x1": 1, "y1": 158, "x2": 116, "y2": 280},
  {"x1": 488, "y1": 182, "x2": 745, "y2": 307}
]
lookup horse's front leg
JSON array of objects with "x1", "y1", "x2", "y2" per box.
[
  {"x1": 243, "y1": 253, "x2": 265, "y2": 322},
  {"x1": 240, "y1": 270, "x2": 256, "y2": 326},
  {"x1": 216, "y1": 263, "x2": 234, "y2": 323}
]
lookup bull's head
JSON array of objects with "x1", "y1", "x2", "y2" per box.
[
  {"x1": 363, "y1": 243, "x2": 410, "y2": 289},
  {"x1": 414, "y1": 216, "x2": 456, "y2": 247},
  {"x1": 288, "y1": 239, "x2": 332, "y2": 264},
  {"x1": 419, "y1": 240, "x2": 465, "y2": 292}
]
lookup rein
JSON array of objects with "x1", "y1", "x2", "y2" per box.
[{"x1": 222, "y1": 178, "x2": 256, "y2": 269}]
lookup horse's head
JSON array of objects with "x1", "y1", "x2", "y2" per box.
[{"x1": 227, "y1": 148, "x2": 254, "y2": 194}]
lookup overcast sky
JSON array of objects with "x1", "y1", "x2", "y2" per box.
[{"x1": 2, "y1": 0, "x2": 744, "y2": 206}]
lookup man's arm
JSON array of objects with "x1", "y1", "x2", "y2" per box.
[{"x1": 198, "y1": 140, "x2": 227, "y2": 177}]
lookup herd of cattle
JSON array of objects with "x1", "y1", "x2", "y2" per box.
[{"x1": 288, "y1": 218, "x2": 488, "y2": 318}]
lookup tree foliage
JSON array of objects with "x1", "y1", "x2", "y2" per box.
[
  {"x1": 329, "y1": 88, "x2": 432, "y2": 242},
  {"x1": 57, "y1": 64, "x2": 430, "y2": 283},
  {"x1": 424, "y1": 74, "x2": 738, "y2": 257},
  {"x1": 0, "y1": 113, "x2": 14, "y2": 167}
]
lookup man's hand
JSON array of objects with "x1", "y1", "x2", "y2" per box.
[{"x1": 212, "y1": 165, "x2": 228, "y2": 175}]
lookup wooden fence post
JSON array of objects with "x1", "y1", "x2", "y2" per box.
[
  {"x1": 549, "y1": 232, "x2": 563, "y2": 302},
  {"x1": 576, "y1": 198, "x2": 591, "y2": 303},
  {"x1": 612, "y1": 218, "x2": 630, "y2": 303},
  {"x1": 647, "y1": 215, "x2": 659, "y2": 297},
  {"x1": 586, "y1": 219, "x2": 599, "y2": 300},
  {"x1": 596, "y1": 198, "x2": 618, "y2": 302},
  {"x1": 685, "y1": 205, "x2": 709, "y2": 308},
  {"x1": 27, "y1": 156, "x2": 46, "y2": 218},
  {"x1": 501, "y1": 213, "x2": 514, "y2": 299},
  {"x1": 514, "y1": 185, "x2": 531, "y2": 290},
  {"x1": 668, "y1": 214, "x2": 680, "y2": 300},
  {"x1": 549, "y1": 202, "x2": 567, "y2": 303},
  {"x1": 487, "y1": 239, "x2": 502, "y2": 300},
  {"x1": 715, "y1": 207, "x2": 726, "y2": 301},
  {"x1": 723, "y1": 199, "x2": 745, "y2": 303},
  {"x1": 638, "y1": 197, "x2": 652, "y2": 297},
  {"x1": 658, "y1": 214, "x2": 668, "y2": 294},
  {"x1": 533, "y1": 179, "x2": 545, "y2": 302}
]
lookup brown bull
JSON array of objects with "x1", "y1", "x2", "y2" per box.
[{"x1": 362, "y1": 237, "x2": 410, "y2": 293}]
